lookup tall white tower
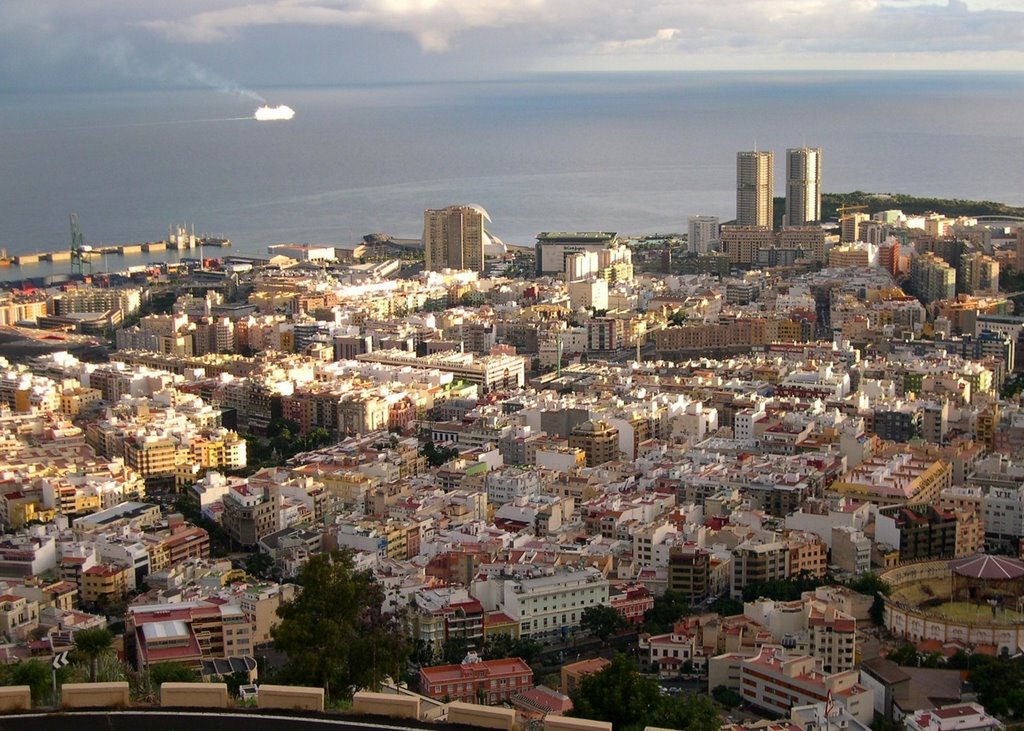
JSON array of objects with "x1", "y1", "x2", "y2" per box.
[
  {"x1": 785, "y1": 147, "x2": 822, "y2": 226},
  {"x1": 736, "y1": 151, "x2": 774, "y2": 228}
]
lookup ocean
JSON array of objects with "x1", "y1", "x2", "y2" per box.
[{"x1": 1, "y1": 71, "x2": 1022, "y2": 278}]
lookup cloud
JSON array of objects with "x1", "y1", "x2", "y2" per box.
[
  {"x1": 96, "y1": 37, "x2": 265, "y2": 100},
  {"x1": 1, "y1": 0, "x2": 1023, "y2": 82},
  {"x1": 138, "y1": 0, "x2": 551, "y2": 52}
]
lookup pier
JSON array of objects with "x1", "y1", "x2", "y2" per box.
[{"x1": 10, "y1": 237, "x2": 229, "y2": 266}]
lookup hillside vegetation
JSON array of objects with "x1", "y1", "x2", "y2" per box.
[{"x1": 771, "y1": 192, "x2": 1024, "y2": 228}]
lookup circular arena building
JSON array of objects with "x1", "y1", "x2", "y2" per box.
[
  {"x1": 882, "y1": 558, "x2": 1024, "y2": 655},
  {"x1": 950, "y1": 554, "x2": 1024, "y2": 608}
]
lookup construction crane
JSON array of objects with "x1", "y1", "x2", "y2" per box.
[
  {"x1": 836, "y1": 203, "x2": 869, "y2": 219},
  {"x1": 70, "y1": 214, "x2": 93, "y2": 277}
]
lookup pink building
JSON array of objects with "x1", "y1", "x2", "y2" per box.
[{"x1": 419, "y1": 655, "x2": 533, "y2": 705}]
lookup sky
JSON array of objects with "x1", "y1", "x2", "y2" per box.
[{"x1": 2, "y1": 0, "x2": 1024, "y2": 92}]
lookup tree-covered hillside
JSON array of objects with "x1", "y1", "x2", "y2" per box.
[{"x1": 771, "y1": 192, "x2": 1024, "y2": 228}]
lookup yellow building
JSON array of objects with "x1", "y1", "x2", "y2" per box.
[
  {"x1": 124, "y1": 436, "x2": 177, "y2": 477},
  {"x1": 60, "y1": 387, "x2": 103, "y2": 418},
  {"x1": 81, "y1": 564, "x2": 131, "y2": 605},
  {"x1": 3, "y1": 493, "x2": 55, "y2": 529},
  {"x1": 830, "y1": 455, "x2": 951, "y2": 507}
]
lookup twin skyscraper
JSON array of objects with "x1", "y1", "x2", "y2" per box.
[{"x1": 736, "y1": 147, "x2": 822, "y2": 228}]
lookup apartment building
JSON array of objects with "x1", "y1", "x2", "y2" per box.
[
  {"x1": 734, "y1": 645, "x2": 874, "y2": 724},
  {"x1": 419, "y1": 655, "x2": 533, "y2": 705},
  {"x1": 731, "y1": 539, "x2": 790, "y2": 599},
  {"x1": 0, "y1": 593, "x2": 39, "y2": 642},
  {"x1": 128, "y1": 600, "x2": 254, "y2": 670},
  {"x1": 81, "y1": 564, "x2": 131, "y2": 606},
  {"x1": 222, "y1": 485, "x2": 280, "y2": 548},
  {"x1": 668, "y1": 545, "x2": 711, "y2": 602},
  {"x1": 474, "y1": 567, "x2": 610, "y2": 640}
]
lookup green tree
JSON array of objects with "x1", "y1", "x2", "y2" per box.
[
  {"x1": 73, "y1": 627, "x2": 115, "y2": 683},
  {"x1": 869, "y1": 594, "x2": 886, "y2": 627},
  {"x1": 742, "y1": 571, "x2": 827, "y2": 602},
  {"x1": 848, "y1": 572, "x2": 892, "y2": 596},
  {"x1": 642, "y1": 589, "x2": 692, "y2": 634},
  {"x1": 712, "y1": 685, "x2": 742, "y2": 709},
  {"x1": 710, "y1": 596, "x2": 743, "y2": 616},
  {"x1": 245, "y1": 552, "x2": 276, "y2": 580},
  {"x1": 422, "y1": 441, "x2": 458, "y2": 467},
  {"x1": 570, "y1": 654, "x2": 662, "y2": 731},
  {"x1": 885, "y1": 641, "x2": 919, "y2": 666},
  {"x1": 149, "y1": 662, "x2": 200, "y2": 687},
  {"x1": 580, "y1": 604, "x2": 627, "y2": 643},
  {"x1": 441, "y1": 636, "x2": 470, "y2": 665},
  {"x1": 482, "y1": 634, "x2": 540, "y2": 664},
  {"x1": 653, "y1": 690, "x2": 721, "y2": 731},
  {"x1": 272, "y1": 550, "x2": 410, "y2": 701},
  {"x1": 9, "y1": 660, "x2": 57, "y2": 706}
]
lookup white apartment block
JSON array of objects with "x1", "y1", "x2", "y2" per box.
[
  {"x1": 737, "y1": 645, "x2": 874, "y2": 725},
  {"x1": 485, "y1": 468, "x2": 543, "y2": 507},
  {"x1": 983, "y1": 485, "x2": 1024, "y2": 546},
  {"x1": 744, "y1": 596, "x2": 858, "y2": 673},
  {"x1": 474, "y1": 568, "x2": 609, "y2": 640}
]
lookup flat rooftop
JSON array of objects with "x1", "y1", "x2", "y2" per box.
[{"x1": 536, "y1": 232, "x2": 616, "y2": 242}]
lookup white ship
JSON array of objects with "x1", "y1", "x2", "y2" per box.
[{"x1": 254, "y1": 105, "x2": 295, "y2": 121}]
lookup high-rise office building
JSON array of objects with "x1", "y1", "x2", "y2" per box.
[
  {"x1": 736, "y1": 151, "x2": 774, "y2": 228},
  {"x1": 785, "y1": 147, "x2": 822, "y2": 226},
  {"x1": 687, "y1": 216, "x2": 720, "y2": 254},
  {"x1": 423, "y1": 205, "x2": 489, "y2": 272}
]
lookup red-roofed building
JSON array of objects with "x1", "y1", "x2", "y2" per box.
[
  {"x1": 511, "y1": 685, "x2": 572, "y2": 720},
  {"x1": 127, "y1": 600, "x2": 253, "y2": 671},
  {"x1": 642, "y1": 620, "x2": 699, "y2": 677},
  {"x1": 733, "y1": 645, "x2": 874, "y2": 724},
  {"x1": 419, "y1": 654, "x2": 533, "y2": 705},
  {"x1": 906, "y1": 703, "x2": 1002, "y2": 731},
  {"x1": 81, "y1": 564, "x2": 131, "y2": 605},
  {"x1": 560, "y1": 657, "x2": 610, "y2": 697},
  {"x1": 609, "y1": 582, "x2": 654, "y2": 625}
]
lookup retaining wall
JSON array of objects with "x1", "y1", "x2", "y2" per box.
[
  {"x1": 256, "y1": 684, "x2": 324, "y2": 712},
  {"x1": 160, "y1": 683, "x2": 230, "y2": 709},
  {"x1": 352, "y1": 691, "x2": 419, "y2": 720},
  {"x1": 0, "y1": 686, "x2": 31, "y2": 712},
  {"x1": 61, "y1": 682, "x2": 130, "y2": 709},
  {"x1": 446, "y1": 701, "x2": 517, "y2": 731}
]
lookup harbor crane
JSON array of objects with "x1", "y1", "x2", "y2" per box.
[{"x1": 70, "y1": 213, "x2": 93, "y2": 277}]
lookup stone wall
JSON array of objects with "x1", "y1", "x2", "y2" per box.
[
  {"x1": 61, "y1": 682, "x2": 130, "y2": 709},
  {"x1": 352, "y1": 691, "x2": 419, "y2": 720},
  {"x1": 257, "y1": 684, "x2": 325, "y2": 712},
  {"x1": 0, "y1": 686, "x2": 31, "y2": 712},
  {"x1": 160, "y1": 683, "x2": 230, "y2": 709},
  {"x1": 447, "y1": 701, "x2": 517, "y2": 731},
  {"x1": 544, "y1": 717, "x2": 612, "y2": 731}
]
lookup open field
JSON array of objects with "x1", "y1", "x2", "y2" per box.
[
  {"x1": 931, "y1": 602, "x2": 1024, "y2": 623},
  {"x1": 892, "y1": 578, "x2": 1024, "y2": 624},
  {"x1": 891, "y1": 577, "x2": 953, "y2": 606}
]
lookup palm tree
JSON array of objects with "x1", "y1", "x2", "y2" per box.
[{"x1": 73, "y1": 627, "x2": 114, "y2": 682}]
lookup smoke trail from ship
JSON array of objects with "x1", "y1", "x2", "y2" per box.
[{"x1": 98, "y1": 38, "x2": 265, "y2": 103}]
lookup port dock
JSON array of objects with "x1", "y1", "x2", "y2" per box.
[{"x1": 10, "y1": 237, "x2": 230, "y2": 266}]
